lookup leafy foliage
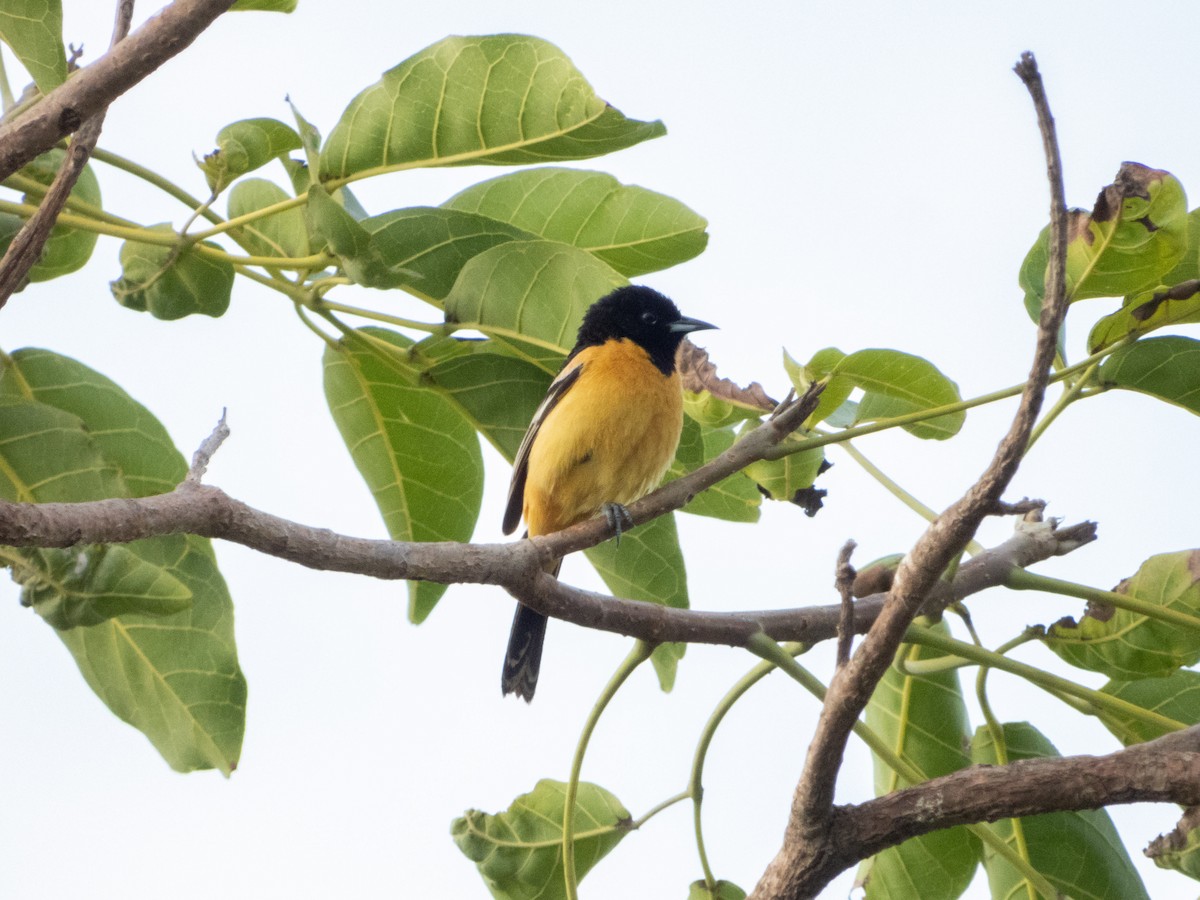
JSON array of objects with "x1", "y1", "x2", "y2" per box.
[{"x1": 5, "y1": 18, "x2": 1200, "y2": 900}]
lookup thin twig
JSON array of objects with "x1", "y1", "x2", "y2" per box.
[
  {"x1": 834, "y1": 540, "x2": 857, "y2": 667},
  {"x1": 186, "y1": 410, "x2": 229, "y2": 484}
]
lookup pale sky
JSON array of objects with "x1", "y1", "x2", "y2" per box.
[{"x1": 3, "y1": 2, "x2": 1200, "y2": 898}]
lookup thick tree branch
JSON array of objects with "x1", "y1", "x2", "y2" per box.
[
  {"x1": 0, "y1": 1, "x2": 134, "y2": 309},
  {"x1": 0, "y1": 0, "x2": 235, "y2": 183},
  {"x1": 751, "y1": 52, "x2": 1071, "y2": 900},
  {"x1": 788, "y1": 726, "x2": 1200, "y2": 891},
  {"x1": 0, "y1": 475, "x2": 1094, "y2": 648}
]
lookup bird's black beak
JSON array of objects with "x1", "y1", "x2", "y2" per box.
[{"x1": 669, "y1": 315, "x2": 717, "y2": 335}]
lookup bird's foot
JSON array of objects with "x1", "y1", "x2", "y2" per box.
[{"x1": 602, "y1": 502, "x2": 634, "y2": 545}]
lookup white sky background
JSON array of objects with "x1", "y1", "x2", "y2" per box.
[{"x1": 2, "y1": 2, "x2": 1199, "y2": 898}]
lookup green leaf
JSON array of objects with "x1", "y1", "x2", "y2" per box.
[
  {"x1": 358, "y1": 206, "x2": 536, "y2": 302},
  {"x1": 4, "y1": 148, "x2": 102, "y2": 281},
  {"x1": 286, "y1": 98, "x2": 322, "y2": 180},
  {"x1": 16, "y1": 544, "x2": 191, "y2": 628},
  {"x1": 681, "y1": 389, "x2": 763, "y2": 429},
  {"x1": 0, "y1": 397, "x2": 124, "y2": 502},
  {"x1": 444, "y1": 167, "x2": 707, "y2": 276},
  {"x1": 323, "y1": 327, "x2": 484, "y2": 623},
  {"x1": 669, "y1": 417, "x2": 761, "y2": 523},
  {"x1": 1045, "y1": 550, "x2": 1200, "y2": 680},
  {"x1": 0, "y1": 366, "x2": 244, "y2": 773},
  {"x1": 199, "y1": 118, "x2": 302, "y2": 193},
  {"x1": 688, "y1": 881, "x2": 747, "y2": 900},
  {"x1": 832, "y1": 349, "x2": 964, "y2": 439},
  {"x1": 971, "y1": 722, "x2": 1149, "y2": 900},
  {"x1": 230, "y1": 0, "x2": 297, "y2": 10},
  {"x1": 1098, "y1": 336, "x2": 1200, "y2": 416},
  {"x1": 444, "y1": 239, "x2": 626, "y2": 350},
  {"x1": 1087, "y1": 208, "x2": 1200, "y2": 352},
  {"x1": 1021, "y1": 163, "x2": 1189, "y2": 314},
  {"x1": 320, "y1": 34, "x2": 664, "y2": 180},
  {"x1": 305, "y1": 185, "x2": 418, "y2": 288},
  {"x1": 227, "y1": 178, "x2": 309, "y2": 260},
  {"x1": 1147, "y1": 809, "x2": 1200, "y2": 881},
  {"x1": 798, "y1": 347, "x2": 854, "y2": 427},
  {"x1": 1099, "y1": 669, "x2": 1200, "y2": 745},
  {"x1": 743, "y1": 442, "x2": 826, "y2": 506},
  {"x1": 0, "y1": 0, "x2": 65, "y2": 93},
  {"x1": 0, "y1": 347, "x2": 186, "y2": 495},
  {"x1": 57, "y1": 533, "x2": 246, "y2": 774},
  {"x1": 452, "y1": 779, "x2": 631, "y2": 900},
  {"x1": 419, "y1": 338, "x2": 553, "y2": 460},
  {"x1": 584, "y1": 514, "x2": 687, "y2": 691},
  {"x1": 857, "y1": 623, "x2": 978, "y2": 899},
  {"x1": 110, "y1": 224, "x2": 234, "y2": 319}
]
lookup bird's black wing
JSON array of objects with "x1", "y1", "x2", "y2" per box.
[{"x1": 502, "y1": 362, "x2": 584, "y2": 535}]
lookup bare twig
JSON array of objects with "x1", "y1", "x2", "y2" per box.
[
  {"x1": 0, "y1": 0, "x2": 236, "y2": 183},
  {"x1": 834, "y1": 540, "x2": 857, "y2": 667},
  {"x1": 750, "y1": 52, "x2": 1071, "y2": 900},
  {"x1": 186, "y1": 410, "x2": 229, "y2": 484},
  {"x1": 0, "y1": 1, "x2": 135, "y2": 309}
]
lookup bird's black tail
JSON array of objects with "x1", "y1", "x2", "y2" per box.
[
  {"x1": 502, "y1": 603, "x2": 548, "y2": 702},
  {"x1": 502, "y1": 556, "x2": 561, "y2": 701}
]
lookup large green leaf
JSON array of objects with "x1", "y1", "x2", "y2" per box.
[
  {"x1": 419, "y1": 337, "x2": 552, "y2": 459},
  {"x1": 320, "y1": 34, "x2": 664, "y2": 180},
  {"x1": 452, "y1": 779, "x2": 631, "y2": 900},
  {"x1": 58, "y1": 533, "x2": 246, "y2": 774},
  {"x1": 444, "y1": 167, "x2": 708, "y2": 276},
  {"x1": 444, "y1": 239, "x2": 626, "y2": 350},
  {"x1": 1021, "y1": 163, "x2": 1188, "y2": 315},
  {"x1": 227, "y1": 178, "x2": 310, "y2": 261},
  {"x1": 0, "y1": 352, "x2": 245, "y2": 773},
  {"x1": 857, "y1": 624, "x2": 978, "y2": 899},
  {"x1": 971, "y1": 722, "x2": 1149, "y2": 900},
  {"x1": 0, "y1": 0, "x2": 65, "y2": 93},
  {"x1": 1087, "y1": 208, "x2": 1200, "y2": 352},
  {"x1": 2, "y1": 149, "x2": 102, "y2": 281},
  {"x1": 1098, "y1": 669, "x2": 1200, "y2": 745},
  {"x1": 585, "y1": 513, "x2": 688, "y2": 691},
  {"x1": 358, "y1": 207, "x2": 536, "y2": 303},
  {"x1": 110, "y1": 224, "x2": 234, "y2": 319},
  {"x1": 829, "y1": 349, "x2": 964, "y2": 439},
  {"x1": 323, "y1": 327, "x2": 484, "y2": 623},
  {"x1": 1098, "y1": 336, "x2": 1200, "y2": 416},
  {"x1": 1, "y1": 346, "x2": 185, "y2": 495},
  {"x1": 199, "y1": 118, "x2": 302, "y2": 193},
  {"x1": 1045, "y1": 550, "x2": 1200, "y2": 680}
]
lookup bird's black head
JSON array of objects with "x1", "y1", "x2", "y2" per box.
[{"x1": 572, "y1": 285, "x2": 716, "y2": 375}]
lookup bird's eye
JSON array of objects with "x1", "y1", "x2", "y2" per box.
[{"x1": 640, "y1": 311, "x2": 657, "y2": 325}]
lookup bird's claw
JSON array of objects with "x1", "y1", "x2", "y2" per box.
[{"x1": 603, "y1": 502, "x2": 634, "y2": 545}]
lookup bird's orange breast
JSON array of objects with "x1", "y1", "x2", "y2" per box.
[{"x1": 523, "y1": 339, "x2": 683, "y2": 537}]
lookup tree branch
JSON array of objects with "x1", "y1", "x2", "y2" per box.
[
  {"x1": 750, "y1": 51, "x2": 1071, "y2": 900},
  {"x1": 0, "y1": 472, "x2": 1094, "y2": 649},
  {"x1": 0, "y1": 0, "x2": 235, "y2": 183},
  {"x1": 0, "y1": 1, "x2": 135, "y2": 309},
  {"x1": 791, "y1": 726, "x2": 1200, "y2": 891}
]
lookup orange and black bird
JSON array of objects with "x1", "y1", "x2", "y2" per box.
[{"x1": 501, "y1": 285, "x2": 716, "y2": 701}]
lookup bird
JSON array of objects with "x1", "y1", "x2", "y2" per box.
[{"x1": 501, "y1": 284, "x2": 716, "y2": 701}]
